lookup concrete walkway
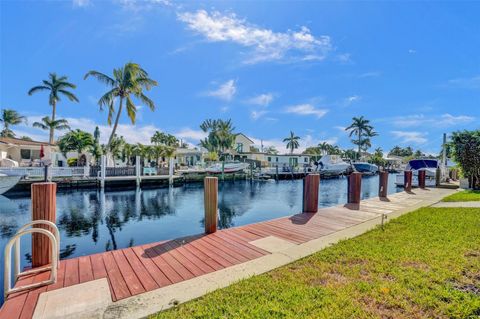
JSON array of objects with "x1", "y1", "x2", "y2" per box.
[
  {"x1": 2, "y1": 187, "x2": 455, "y2": 319},
  {"x1": 431, "y1": 201, "x2": 480, "y2": 207}
]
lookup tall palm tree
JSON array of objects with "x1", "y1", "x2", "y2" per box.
[
  {"x1": 283, "y1": 131, "x2": 301, "y2": 154},
  {"x1": 199, "y1": 119, "x2": 236, "y2": 156},
  {"x1": 0, "y1": 109, "x2": 26, "y2": 137},
  {"x1": 28, "y1": 73, "x2": 79, "y2": 144},
  {"x1": 345, "y1": 116, "x2": 377, "y2": 160},
  {"x1": 32, "y1": 116, "x2": 70, "y2": 139},
  {"x1": 84, "y1": 62, "x2": 158, "y2": 150}
]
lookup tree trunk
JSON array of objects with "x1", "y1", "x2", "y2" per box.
[
  {"x1": 357, "y1": 129, "x2": 362, "y2": 161},
  {"x1": 107, "y1": 97, "x2": 124, "y2": 151},
  {"x1": 49, "y1": 101, "x2": 56, "y2": 144}
]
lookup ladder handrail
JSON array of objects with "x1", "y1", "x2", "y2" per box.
[
  {"x1": 4, "y1": 227, "x2": 58, "y2": 298},
  {"x1": 14, "y1": 220, "x2": 60, "y2": 279}
]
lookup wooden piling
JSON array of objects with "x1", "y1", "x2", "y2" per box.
[
  {"x1": 204, "y1": 177, "x2": 218, "y2": 234},
  {"x1": 404, "y1": 170, "x2": 413, "y2": 192},
  {"x1": 348, "y1": 172, "x2": 362, "y2": 204},
  {"x1": 378, "y1": 171, "x2": 388, "y2": 198},
  {"x1": 302, "y1": 174, "x2": 320, "y2": 213},
  {"x1": 31, "y1": 182, "x2": 57, "y2": 267},
  {"x1": 418, "y1": 169, "x2": 426, "y2": 189},
  {"x1": 435, "y1": 167, "x2": 441, "y2": 186}
]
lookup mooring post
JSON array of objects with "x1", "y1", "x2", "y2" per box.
[
  {"x1": 204, "y1": 176, "x2": 218, "y2": 234},
  {"x1": 135, "y1": 155, "x2": 142, "y2": 187},
  {"x1": 275, "y1": 165, "x2": 279, "y2": 180},
  {"x1": 302, "y1": 174, "x2": 320, "y2": 213},
  {"x1": 378, "y1": 171, "x2": 388, "y2": 198},
  {"x1": 418, "y1": 169, "x2": 426, "y2": 189},
  {"x1": 168, "y1": 157, "x2": 174, "y2": 185},
  {"x1": 348, "y1": 172, "x2": 362, "y2": 204},
  {"x1": 31, "y1": 182, "x2": 57, "y2": 267},
  {"x1": 404, "y1": 170, "x2": 413, "y2": 192},
  {"x1": 100, "y1": 155, "x2": 106, "y2": 188}
]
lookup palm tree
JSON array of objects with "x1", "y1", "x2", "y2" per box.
[
  {"x1": 199, "y1": 119, "x2": 236, "y2": 157},
  {"x1": 84, "y1": 62, "x2": 158, "y2": 150},
  {"x1": 32, "y1": 116, "x2": 70, "y2": 139},
  {"x1": 0, "y1": 109, "x2": 26, "y2": 137},
  {"x1": 28, "y1": 73, "x2": 79, "y2": 144},
  {"x1": 57, "y1": 129, "x2": 94, "y2": 157},
  {"x1": 317, "y1": 142, "x2": 330, "y2": 155},
  {"x1": 283, "y1": 131, "x2": 300, "y2": 154},
  {"x1": 345, "y1": 116, "x2": 377, "y2": 160}
]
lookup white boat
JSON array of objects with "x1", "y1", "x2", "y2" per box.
[
  {"x1": 316, "y1": 155, "x2": 351, "y2": 176},
  {"x1": 395, "y1": 159, "x2": 439, "y2": 187},
  {"x1": 352, "y1": 162, "x2": 379, "y2": 175},
  {"x1": 0, "y1": 173, "x2": 21, "y2": 194},
  {"x1": 205, "y1": 162, "x2": 249, "y2": 174}
]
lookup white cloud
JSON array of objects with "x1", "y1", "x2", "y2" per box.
[
  {"x1": 72, "y1": 0, "x2": 90, "y2": 7},
  {"x1": 446, "y1": 75, "x2": 480, "y2": 89},
  {"x1": 246, "y1": 93, "x2": 274, "y2": 107},
  {"x1": 250, "y1": 134, "x2": 338, "y2": 154},
  {"x1": 343, "y1": 95, "x2": 361, "y2": 106},
  {"x1": 334, "y1": 126, "x2": 346, "y2": 131},
  {"x1": 392, "y1": 113, "x2": 475, "y2": 127},
  {"x1": 285, "y1": 104, "x2": 328, "y2": 119},
  {"x1": 206, "y1": 80, "x2": 236, "y2": 101},
  {"x1": 174, "y1": 128, "x2": 208, "y2": 142},
  {"x1": 408, "y1": 49, "x2": 416, "y2": 54},
  {"x1": 358, "y1": 71, "x2": 381, "y2": 78},
  {"x1": 250, "y1": 110, "x2": 268, "y2": 121},
  {"x1": 391, "y1": 131, "x2": 428, "y2": 144},
  {"x1": 177, "y1": 10, "x2": 332, "y2": 64}
]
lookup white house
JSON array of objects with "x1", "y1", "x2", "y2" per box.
[
  {"x1": 233, "y1": 133, "x2": 255, "y2": 153},
  {"x1": 174, "y1": 148, "x2": 205, "y2": 167},
  {"x1": 0, "y1": 137, "x2": 58, "y2": 167}
]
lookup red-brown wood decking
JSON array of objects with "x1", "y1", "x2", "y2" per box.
[{"x1": 0, "y1": 203, "x2": 390, "y2": 319}]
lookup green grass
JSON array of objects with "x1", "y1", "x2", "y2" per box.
[
  {"x1": 442, "y1": 190, "x2": 480, "y2": 202},
  {"x1": 153, "y1": 208, "x2": 480, "y2": 319}
]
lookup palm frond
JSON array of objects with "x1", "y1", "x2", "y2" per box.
[
  {"x1": 125, "y1": 96, "x2": 136, "y2": 124},
  {"x1": 58, "y1": 89, "x2": 79, "y2": 102},
  {"x1": 84, "y1": 70, "x2": 115, "y2": 86},
  {"x1": 28, "y1": 85, "x2": 50, "y2": 95}
]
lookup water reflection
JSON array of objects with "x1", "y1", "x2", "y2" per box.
[{"x1": 0, "y1": 174, "x2": 400, "y2": 305}]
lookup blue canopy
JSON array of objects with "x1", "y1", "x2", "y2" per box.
[{"x1": 408, "y1": 159, "x2": 438, "y2": 170}]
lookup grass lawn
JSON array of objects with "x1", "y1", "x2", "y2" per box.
[
  {"x1": 153, "y1": 208, "x2": 480, "y2": 319},
  {"x1": 442, "y1": 190, "x2": 480, "y2": 202}
]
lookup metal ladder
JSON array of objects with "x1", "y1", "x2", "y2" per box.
[{"x1": 3, "y1": 220, "x2": 60, "y2": 298}]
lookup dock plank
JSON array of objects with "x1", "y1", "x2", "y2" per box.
[
  {"x1": 102, "y1": 251, "x2": 131, "y2": 300},
  {"x1": 63, "y1": 258, "x2": 79, "y2": 287},
  {"x1": 122, "y1": 248, "x2": 159, "y2": 292},
  {"x1": 111, "y1": 249, "x2": 145, "y2": 296},
  {"x1": 131, "y1": 245, "x2": 172, "y2": 288},
  {"x1": 78, "y1": 256, "x2": 94, "y2": 283}
]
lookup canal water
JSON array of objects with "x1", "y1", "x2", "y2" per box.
[{"x1": 0, "y1": 174, "x2": 400, "y2": 304}]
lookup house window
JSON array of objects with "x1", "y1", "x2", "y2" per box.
[
  {"x1": 20, "y1": 149, "x2": 31, "y2": 159},
  {"x1": 275, "y1": 157, "x2": 278, "y2": 162},
  {"x1": 268, "y1": 157, "x2": 271, "y2": 162},
  {"x1": 304, "y1": 158, "x2": 308, "y2": 162},
  {"x1": 236, "y1": 143, "x2": 243, "y2": 153}
]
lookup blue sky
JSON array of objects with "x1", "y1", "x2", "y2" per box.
[{"x1": 1, "y1": 0, "x2": 479, "y2": 154}]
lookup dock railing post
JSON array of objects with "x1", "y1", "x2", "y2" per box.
[
  {"x1": 136, "y1": 156, "x2": 141, "y2": 187},
  {"x1": 31, "y1": 182, "x2": 57, "y2": 267},
  {"x1": 168, "y1": 157, "x2": 174, "y2": 185},
  {"x1": 348, "y1": 172, "x2": 362, "y2": 204},
  {"x1": 404, "y1": 170, "x2": 412, "y2": 192},
  {"x1": 204, "y1": 177, "x2": 218, "y2": 234},
  {"x1": 275, "y1": 165, "x2": 279, "y2": 181},
  {"x1": 418, "y1": 169, "x2": 426, "y2": 189},
  {"x1": 378, "y1": 171, "x2": 388, "y2": 198},
  {"x1": 435, "y1": 167, "x2": 441, "y2": 187},
  {"x1": 302, "y1": 174, "x2": 320, "y2": 213},
  {"x1": 100, "y1": 155, "x2": 106, "y2": 188}
]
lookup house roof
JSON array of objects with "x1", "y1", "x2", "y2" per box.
[
  {"x1": 0, "y1": 136, "x2": 55, "y2": 147},
  {"x1": 235, "y1": 133, "x2": 254, "y2": 144}
]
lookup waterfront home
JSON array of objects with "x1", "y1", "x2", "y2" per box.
[
  {"x1": 236, "y1": 151, "x2": 311, "y2": 168},
  {"x1": 234, "y1": 133, "x2": 255, "y2": 153},
  {"x1": 0, "y1": 137, "x2": 57, "y2": 166},
  {"x1": 174, "y1": 147, "x2": 206, "y2": 167}
]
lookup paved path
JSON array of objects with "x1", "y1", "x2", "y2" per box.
[
  {"x1": 431, "y1": 201, "x2": 480, "y2": 207},
  {"x1": 0, "y1": 187, "x2": 455, "y2": 319}
]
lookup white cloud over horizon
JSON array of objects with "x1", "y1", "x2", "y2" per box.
[
  {"x1": 391, "y1": 131, "x2": 428, "y2": 144},
  {"x1": 246, "y1": 93, "x2": 274, "y2": 107},
  {"x1": 391, "y1": 113, "x2": 475, "y2": 127},
  {"x1": 177, "y1": 10, "x2": 332, "y2": 64},
  {"x1": 205, "y1": 79, "x2": 237, "y2": 101},
  {"x1": 285, "y1": 103, "x2": 328, "y2": 119}
]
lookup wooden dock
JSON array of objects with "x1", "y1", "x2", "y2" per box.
[{"x1": 0, "y1": 188, "x2": 451, "y2": 319}]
